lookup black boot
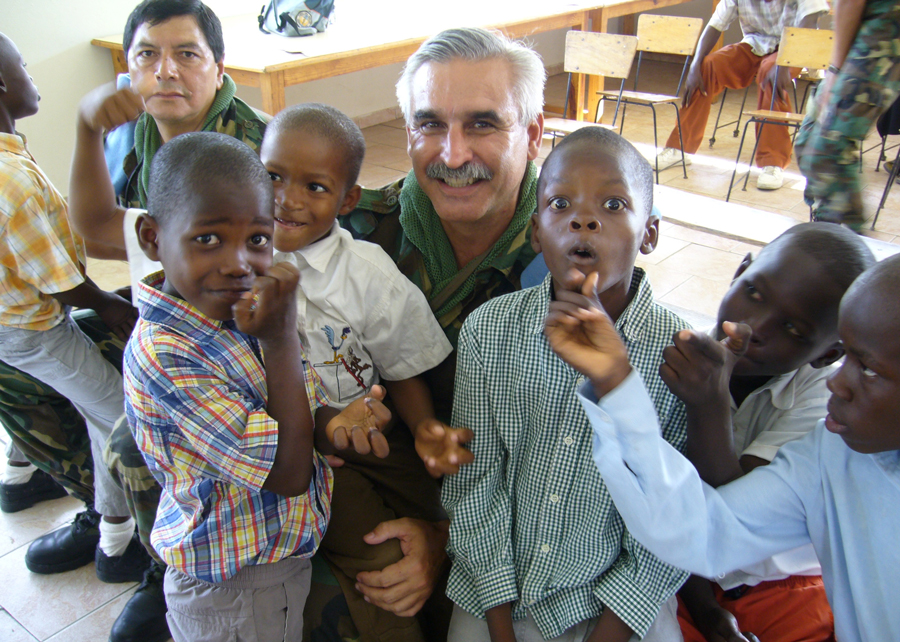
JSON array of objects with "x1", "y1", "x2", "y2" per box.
[
  {"x1": 109, "y1": 560, "x2": 170, "y2": 642},
  {"x1": 0, "y1": 468, "x2": 68, "y2": 513},
  {"x1": 96, "y1": 532, "x2": 152, "y2": 583},
  {"x1": 25, "y1": 506, "x2": 100, "y2": 574}
]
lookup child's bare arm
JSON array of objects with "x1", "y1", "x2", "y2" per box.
[
  {"x1": 485, "y1": 603, "x2": 517, "y2": 642},
  {"x1": 51, "y1": 276, "x2": 137, "y2": 339},
  {"x1": 383, "y1": 376, "x2": 475, "y2": 477},
  {"x1": 68, "y1": 83, "x2": 144, "y2": 257},
  {"x1": 314, "y1": 385, "x2": 391, "y2": 458},
  {"x1": 584, "y1": 606, "x2": 634, "y2": 642},
  {"x1": 678, "y1": 576, "x2": 754, "y2": 642},
  {"x1": 234, "y1": 262, "x2": 314, "y2": 497},
  {"x1": 659, "y1": 323, "x2": 752, "y2": 486},
  {"x1": 544, "y1": 272, "x2": 631, "y2": 398}
]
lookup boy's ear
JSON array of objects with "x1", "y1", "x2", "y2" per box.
[
  {"x1": 639, "y1": 213, "x2": 660, "y2": 255},
  {"x1": 135, "y1": 213, "x2": 162, "y2": 262},
  {"x1": 733, "y1": 252, "x2": 754, "y2": 282},
  {"x1": 338, "y1": 184, "x2": 362, "y2": 216},
  {"x1": 529, "y1": 213, "x2": 543, "y2": 254},
  {"x1": 810, "y1": 342, "x2": 845, "y2": 369}
]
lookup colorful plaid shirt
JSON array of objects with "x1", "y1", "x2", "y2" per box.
[
  {"x1": 443, "y1": 269, "x2": 690, "y2": 639},
  {"x1": 124, "y1": 272, "x2": 332, "y2": 583},
  {"x1": 0, "y1": 132, "x2": 86, "y2": 330}
]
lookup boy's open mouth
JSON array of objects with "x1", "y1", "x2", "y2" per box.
[{"x1": 567, "y1": 243, "x2": 597, "y2": 262}]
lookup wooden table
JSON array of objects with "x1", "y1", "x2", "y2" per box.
[{"x1": 92, "y1": 0, "x2": 695, "y2": 119}]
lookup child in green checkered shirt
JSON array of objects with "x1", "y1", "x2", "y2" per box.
[{"x1": 440, "y1": 127, "x2": 690, "y2": 642}]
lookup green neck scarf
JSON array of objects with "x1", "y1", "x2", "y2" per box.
[
  {"x1": 399, "y1": 161, "x2": 538, "y2": 319},
  {"x1": 133, "y1": 74, "x2": 238, "y2": 207}
]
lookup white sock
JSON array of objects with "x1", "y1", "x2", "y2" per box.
[
  {"x1": 2, "y1": 462, "x2": 36, "y2": 485},
  {"x1": 99, "y1": 516, "x2": 135, "y2": 557}
]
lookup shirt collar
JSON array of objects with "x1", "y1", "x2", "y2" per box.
[
  {"x1": 0, "y1": 132, "x2": 29, "y2": 157},
  {"x1": 136, "y1": 271, "x2": 229, "y2": 344},
  {"x1": 291, "y1": 220, "x2": 344, "y2": 273},
  {"x1": 528, "y1": 267, "x2": 652, "y2": 339}
]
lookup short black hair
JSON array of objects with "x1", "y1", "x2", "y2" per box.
[
  {"x1": 538, "y1": 127, "x2": 654, "y2": 217},
  {"x1": 124, "y1": 0, "x2": 224, "y2": 63},
  {"x1": 764, "y1": 223, "x2": 876, "y2": 293},
  {"x1": 845, "y1": 252, "x2": 900, "y2": 318},
  {"x1": 148, "y1": 132, "x2": 273, "y2": 225},
  {"x1": 266, "y1": 102, "x2": 366, "y2": 190}
]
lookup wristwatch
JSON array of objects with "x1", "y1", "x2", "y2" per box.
[{"x1": 827, "y1": 64, "x2": 841, "y2": 75}]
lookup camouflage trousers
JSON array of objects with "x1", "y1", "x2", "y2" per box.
[
  {"x1": 795, "y1": 0, "x2": 900, "y2": 225},
  {"x1": 0, "y1": 310, "x2": 163, "y2": 563}
]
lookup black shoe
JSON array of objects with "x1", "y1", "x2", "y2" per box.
[
  {"x1": 25, "y1": 506, "x2": 100, "y2": 574},
  {"x1": 109, "y1": 560, "x2": 170, "y2": 642},
  {"x1": 96, "y1": 533, "x2": 152, "y2": 583},
  {"x1": 0, "y1": 468, "x2": 69, "y2": 513}
]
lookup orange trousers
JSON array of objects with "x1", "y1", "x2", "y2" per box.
[
  {"x1": 665, "y1": 43, "x2": 797, "y2": 168},
  {"x1": 677, "y1": 575, "x2": 835, "y2": 642}
]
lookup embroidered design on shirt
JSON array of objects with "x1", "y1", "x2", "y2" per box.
[{"x1": 317, "y1": 325, "x2": 373, "y2": 402}]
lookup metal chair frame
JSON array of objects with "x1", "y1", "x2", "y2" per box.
[{"x1": 726, "y1": 27, "x2": 834, "y2": 202}]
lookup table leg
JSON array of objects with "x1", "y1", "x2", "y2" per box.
[
  {"x1": 587, "y1": 8, "x2": 609, "y2": 123},
  {"x1": 259, "y1": 70, "x2": 286, "y2": 117},
  {"x1": 110, "y1": 49, "x2": 127, "y2": 76}
]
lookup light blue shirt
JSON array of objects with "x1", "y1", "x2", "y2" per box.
[{"x1": 579, "y1": 370, "x2": 900, "y2": 642}]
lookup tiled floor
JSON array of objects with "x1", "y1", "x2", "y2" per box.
[{"x1": 4, "y1": 58, "x2": 899, "y2": 640}]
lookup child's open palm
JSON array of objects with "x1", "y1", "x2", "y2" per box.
[{"x1": 415, "y1": 419, "x2": 474, "y2": 477}]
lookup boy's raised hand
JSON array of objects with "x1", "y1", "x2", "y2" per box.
[
  {"x1": 414, "y1": 419, "x2": 474, "y2": 477},
  {"x1": 327, "y1": 385, "x2": 392, "y2": 458},
  {"x1": 659, "y1": 321, "x2": 752, "y2": 408},
  {"x1": 79, "y1": 82, "x2": 145, "y2": 134},
  {"x1": 233, "y1": 262, "x2": 300, "y2": 342},
  {"x1": 544, "y1": 270, "x2": 631, "y2": 398}
]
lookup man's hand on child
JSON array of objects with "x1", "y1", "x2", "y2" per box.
[
  {"x1": 96, "y1": 293, "x2": 138, "y2": 340},
  {"x1": 544, "y1": 270, "x2": 631, "y2": 398},
  {"x1": 79, "y1": 82, "x2": 145, "y2": 134},
  {"x1": 659, "y1": 322, "x2": 752, "y2": 409},
  {"x1": 233, "y1": 262, "x2": 299, "y2": 342},
  {"x1": 414, "y1": 419, "x2": 474, "y2": 477},
  {"x1": 327, "y1": 385, "x2": 391, "y2": 458}
]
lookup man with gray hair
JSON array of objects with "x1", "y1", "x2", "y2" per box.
[{"x1": 315, "y1": 26, "x2": 547, "y2": 642}]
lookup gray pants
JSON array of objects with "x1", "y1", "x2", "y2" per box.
[
  {"x1": 447, "y1": 596, "x2": 682, "y2": 642},
  {"x1": 0, "y1": 315, "x2": 127, "y2": 515},
  {"x1": 165, "y1": 557, "x2": 312, "y2": 642}
]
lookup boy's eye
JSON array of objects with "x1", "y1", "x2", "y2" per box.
[
  {"x1": 745, "y1": 283, "x2": 762, "y2": 301},
  {"x1": 194, "y1": 234, "x2": 219, "y2": 246},
  {"x1": 308, "y1": 183, "x2": 327, "y2": 193},
  {"x1": 783, "y1": 322, "x2": 805, "y2": 339},
  {"x1": 549, "y1": 197, "x2": 569, "y2": 211},
  {"x1": 604, "y1": 197, "x2": 626, "y2": 211},
  {"x1": 268, "y1": 172, "x2": 282, "y2": 183},
  {"x1": 249, "y1": 235, "x2": 270, "y2": 247}
]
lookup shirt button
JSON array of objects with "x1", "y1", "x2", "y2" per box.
[
  {"x1": 540, "y1": 544, "x2": 551, "y2": 553},
  {"x1": 564, "y1": 436, "x2": 574, "y2": 445},
  {"x1": 550, "y1": 494, "x2": 560, "y2": 503}
]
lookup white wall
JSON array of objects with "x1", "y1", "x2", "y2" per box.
[{"x1": 2, "y1": 0, "x2": 719, "y2": 196}]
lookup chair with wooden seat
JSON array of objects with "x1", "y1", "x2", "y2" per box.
[
  {"x1": 543, "y1": 31, "x2": 635, "y2": 146},
  {"x1": 595, "y1": 14, "x2": 703, "y2": 182},
  {"x1": 725, "y1": 27, "x2": 833, "y2": 202}
]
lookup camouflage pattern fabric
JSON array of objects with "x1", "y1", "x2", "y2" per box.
[
  {"x1": 0, "y1": 309, "x2": 123, "y2": 506},
  {"x1": 103, "y1": 412, "x2": 164, "y2": 564},
  {"x1": 795, "y1": 0, "x2": 900, "y2": 225}
]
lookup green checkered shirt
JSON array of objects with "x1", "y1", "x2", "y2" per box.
[{"x1": 442, "y1": 269, "x2": 690, "y2": 639}]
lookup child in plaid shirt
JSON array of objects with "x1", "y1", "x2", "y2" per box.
[
  {"x1": 123, "y1": 132, "x2": 389, "y2": 641},
  {"x1": 0, "y1": 31, "x2": 148, "y2": 581}
]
